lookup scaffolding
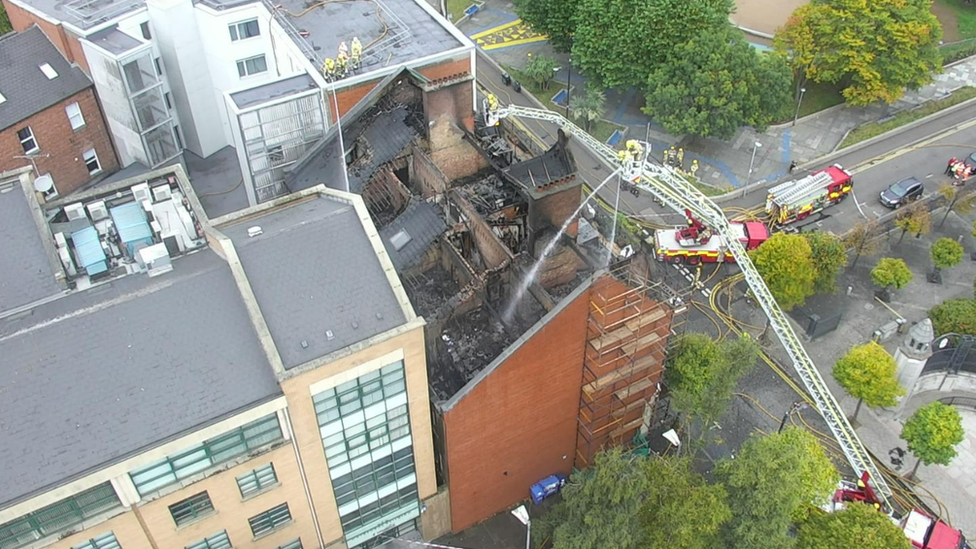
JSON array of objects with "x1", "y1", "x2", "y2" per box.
[{"x1": 575, "y1": 265, "x2": 676, "y2": 469}]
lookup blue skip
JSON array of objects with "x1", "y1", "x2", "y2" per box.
[
  {"x1": 464, "y1": 4, "x2": 479, "y2": 16},
  {"x1": 606, "y1": 130, "x2": 624, "y2": 147},
  {"x1": 551, "y1": 89, "x2": 568, "y2": 106}
]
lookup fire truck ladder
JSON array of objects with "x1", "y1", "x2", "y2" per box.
[
  {"x1": 768, "y1": 170, "x2": 834, "y2": 207},
  {"x1": 487, "y1": 103, "x2": 893, "y2": 509}
]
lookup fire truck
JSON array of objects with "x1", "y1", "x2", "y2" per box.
[
  {"x1": 829, "y1": 473, "x2": 970, "y2": 549},
  {"x1": 766, "y1": 165, "x2": 853, "y2": 226},
  {"x1": 651, "y1": 209, "x2": 769, "y2": 264}
]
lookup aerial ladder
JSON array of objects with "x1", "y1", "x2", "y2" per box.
[{"x1": 483, "y1": 97, "x2": 894, "y2": 510}]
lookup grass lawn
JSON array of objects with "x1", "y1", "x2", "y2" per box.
[
  {"x1": 502, "y1": 64, "x2": 626, "y2": 145},
  {"x1": 936, "y1": 0, "x2": 976, "y2": 39},
  {"x1": 446, "y1": 0, "x2": 474, "y2": 22},
  {"x1": 796, "y1": 80, "x2": 846, "y2": 118},
  {"x1": 839, "y1": 86, "x2": 976, "y2": 148}
]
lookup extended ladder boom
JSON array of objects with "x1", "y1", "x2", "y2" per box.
[{"x1": 488, "y1": 103, "x2": 893, "y2": 508}]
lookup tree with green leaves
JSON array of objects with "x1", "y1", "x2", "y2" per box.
[
  {"x1": 665, "y1": 334, "x2": 760, "y2": 441},
  {"x1": 894, "y1": 200, "x2": 931, "y2": 244},
  {"x1": 844, "y1": 219, "x2": 882, "y2": 268},
  {"x1": 640, "y1": 456, "x2": 731, "y2": 549},
  {"x1": 931, "y1": 237, "x2": 964, "y2": 271},
  {"x1": 512, "y1": 0, "x2": 579, "y2": 51},
  {"x1": 571, "y1": 0, "x2": 733, "y2": 89},
  {"x1": 832, "y1": 342, "x2": 904, "y2": 421},
  {"x1": 569, "y1": 87, "x2": 605, "y2": 132},
  {"x1": 718, "y1": 428, "x2": 839, "y2": 549},
  {"x1": 803, "y1": 232, "x2": 847, "y2": 293},
  {"x1": 901, "y1": 401, "x2": 965, "y2": 479},
  {"x1": 870, "y1": 257, "x2": 913, "y2": 293},
  {"x1": 750, "y1": 233, "x2": 816, "y2": 310},
  {"x1": 937, "y1": 184, "x2": 976, "y2": 228},
  {"x1": 929, "y1": 298, "x2": 976, "y2": 336},
  {"x1": 775, "y1": 0, "x2": 942, "y2": 106},
  {"x1": 532, "y1": 449, "x2": 649, "y2": 549},
  {"x1": 523, "y1": 54, "x2": 560, "y2": 91},
  {"x1": 797, "y1": 501, "x2": 911, "y2": 549},
  {"x1": 643, "y1": 28, "x2": 792, "y2": 139},
  {"x1": 1, "y1": 3, "x2": 12, "y2": 34}
]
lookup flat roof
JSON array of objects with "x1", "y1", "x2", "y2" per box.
[
  {"x1": 222, "y1": 194, "x2": 407, "y2": 369},
  {"x1": 0, "y1": 249, "x2": 282, "y2": 507},
  {"x1": 85, "y1": 25, "x2": 143, "y2": 56},
  {"x1": 0, "y1": 177, "x2": 63, "y2": 314},
  {"x1": 230, "y1": 74, "x2": 318, "y2": 110}
]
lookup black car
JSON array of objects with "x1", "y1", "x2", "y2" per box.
[{"x1": 880, "y1": 177, "x2": 923, "y2": 208}]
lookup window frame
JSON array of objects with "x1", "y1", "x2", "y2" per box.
[
  {"x1": 83, "y1": 148, "x2": 102, "y2": 176},
  {"x1": 168, "y1": 492, "x2": 215, "y2": 527},
  {"x1": 236, "y1": 54, "x2": 268, "y2": 78},
  {"x1": 185, "y1": 531, "x2": 231, "y2": 549},
  {"x1": 17, "y1": 127, "x2": 38, "y2": 154},
  {"x1": 247, "y1": 503, "x2": 292, "y2": 538},
  {"x1": 0, "y1": 483, "x2": 121, "y2": 549},
  {"x1": 236, "y1": 463, "x2": 279, "y2": 499},
  {"x1": 154, "y1": 57, "x2": 163, "y2": 76},
  {"x1": 140, "y1": 22, "x2": 151, "y2": 40},
  {"x1": 71, "y1": 531, "x2": 121, "y2": 549},
  {"x1": 65, "y1": 102, "x2": 86, "y2": 130},
  {"x1": 229, "y1": 18, "x2": 260, "y2": 42}
]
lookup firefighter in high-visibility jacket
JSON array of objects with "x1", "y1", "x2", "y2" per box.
[
  {"x1": 322, "y1": 58, "x2": 336, "y2": 81},
  {"x1": 351, "y1": 37, "x2": 363, "y2": 69},
  {"x1": 336, "y1": 52, "x2": 349, "y2": 78}
]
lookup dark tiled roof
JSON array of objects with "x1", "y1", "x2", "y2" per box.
[
  {"x1": 0, "y1": 179, "x2": 62, "y2": 313},
  {"x1": 380, "y1": 199, "x2": 446, "y2": 270}
]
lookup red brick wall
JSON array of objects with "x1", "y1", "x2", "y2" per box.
[
  {"x1": 0, "y1": 88, "x2": 119, "y2": 196},
  {"x1": 450, "y1": 191, "x2": 512, "y2": 270},
  {"x1": 416, "y1": 57, "x2": 472, "y2": 83},
  {"x1": 532, "y1": 183, "x2": 581, "y2": 239},
  {"x1": 330, "y1": 79, "x2": 380, "y2": 119},
  {"x1": 442, "y1": 286, "x2": 591, "y2": 532},
  {"x1": 3, "y1": 2, "x2": 90, "y2": 73},
  {"x1": 423, "y1": 79, "x2": 475, "y2": 133}
]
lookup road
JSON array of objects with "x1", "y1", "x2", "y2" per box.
[{"x1": 475, "y1": 49, "x2": 976, "y2": 231}]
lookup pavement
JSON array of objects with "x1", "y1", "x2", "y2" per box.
[{"x1": 461, "y1": 0, "x2": 976, "y2": 193}]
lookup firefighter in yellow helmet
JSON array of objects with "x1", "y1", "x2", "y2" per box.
[
  {"x1": 487, "y1": 93, "x2": 499, "y2": 112},
  {"x1": 689, "y1": 159, "x2": 699, "y2": 178},
  {"x1": 322, "y1": 57, "x2": 336, "y2": 81},
  {"x1": 336, "y1": 52, "x2": 348, "y2": 78},
  {"x1": 676, "y1": 147, "x2": 684, "y2": 168},
  {"x1": 350, "y1": 37, "x2": 363, "y2": 68}
]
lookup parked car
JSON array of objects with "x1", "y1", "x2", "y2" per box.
[
  {"x1": 530, "y1": 473, "x2": 568, "y2": 504},
  {"x1": 880, "y1": 177, "x2": 923, "y2": 208}
]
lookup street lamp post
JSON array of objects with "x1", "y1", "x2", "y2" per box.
[
  {"x1": 566, "y1": 57, "x2": 572, "y2": 118},
  {"x1": 793, "y1": 87, "x2": 807, "y2": 127},
  {"x1": 747, "y1": 142, "x2": 762, "y2": 186},
  {"x1": 511, "y1": 505, "x2": 530, "y2": 549}
]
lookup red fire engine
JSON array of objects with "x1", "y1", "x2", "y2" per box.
[
  {"x1": 766, "y1": 165, "x2": 853, "y2": 226},
  {"x1": 651, "y1": 209, "x2": 768, "y2": 264},
  {"x1": 828, "y1": 473, "x2": 970, "y2": 549}
]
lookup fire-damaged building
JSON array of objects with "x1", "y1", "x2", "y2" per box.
[{"x1": 272, "y1": 66, "x2": 683, "y2": 533}]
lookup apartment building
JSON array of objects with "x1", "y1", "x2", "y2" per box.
[
  {"x1": 0, "y1": 27, "x2": 119, "y2": 198},
  {"x1": 1, "y1": 0, "x2": 475, "y2": 211},
  {"x1": 0, "y1": 165, "x2": 443, "y2": 549}
]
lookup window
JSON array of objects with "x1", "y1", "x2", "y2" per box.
[
  {"x1": 154, "y1": 57, "x2": 162, "y2": 76},
  {"x1": 185, "y1": 531, "x2": 231, "y2": 549},
  {"x1": 83, "y1": 149, "x2": 102, "y2": 175},
  {"x1": 236, "y1": 55, "x2": 267, "y2": 78},
  {"x1": 248, "y1": 503, "x2": 292, "y2": 538},
  {"x1": 71, "y1": 532, "x2": 121, "y2": 549},
  {"x1": 174, "y1": 125, "x2": 184, "y2": 150},
  {"x1": 140, "y1": 22, "x2": 151, "y2": 40},
  {"x1": 0, "y1": 91, "x2": 6, "y2": 104},
  {"x1": 129, "y1": 414, "x2": 283, "y2": 495},
  {"x1": 164, "y1": 92, "x2": 172, "y2": 109},
  {"x1": 276, "y1": 540, "x2": 303, "y2": 549},
  {"x1": 168, "y1": 492, "x2": 215, "y2": 526},
  {"x1": 39, "y1": 63, "x2": 58, "y2": 79},
  {"x1": 66, "y1": 102, "x2": 85, "y2": 130},
  {"x1": 237, "y1": 463, "x2": 278, "y2": 498},
  {"x1": 17, "y1": 127, "x2": 38, "y2": 153},
  {"x1": 0, "y1": 483, "x2": 121, "y2": 549},
  {"x1": 229, "y1": 19, "x2": 260, "y2": 41}
]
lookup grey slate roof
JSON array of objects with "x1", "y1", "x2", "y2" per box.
[
  {"x1": 380, "y1": 200, "x2": 446, "y2": 270},
  {"x1": 504, "y1": 132, "x2": 576, "y2": 192},
  {"x1": 0, "y1": 27, "x2": 93, "y2": 132},
  {"x1": 223, "y1": 196, "x2": 406, "y2": 369},
  {"x1": 0, "y1": 180, "x2": 63, "y2": 313},
  {"x1": 0, "y1": 249, "x2": 281, "y2": 507}
]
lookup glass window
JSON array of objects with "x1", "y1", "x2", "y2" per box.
[
  {"x1": 17, "y1": 127, "x2": 38, "y2": 153},
  {"x1": 236, "y1": 463, "x2": 278, "y2": 498},
  {"x1": 164, "y1": 92, "x2": 172, "y2": 110},
  {"x1": 83, "y1": 149, "x2": 101, "y2": 175},
  {"x1": 65, "y1": 102, "x2": 85, "y2": 130},
  {"x1": 168, "y1": 492, "x2": 215, "y2": 526},
  {"x1": 229, "y1": 19, "x2": 260, "y2": 41},
  {"x1": 236, "y1": 55, "x2": 267, "y2": 78},
  {"x1": 154, "y1": 57, "x2": 163, "y2": 76},
  {"x1": 129, "y1": 414, "x2": 283, "y2": 495},
  {"x1": 174, "y1": 125, "x2": 184, "y2": 150},
  {"x1": 0, "y1": 483, "x2": 121, "y2": 549},
  {"x1": 276, "y1": 540, "x2": 302, "y2": 549},
  {"x1": 185, "y1": 531, "x2": 231, "y2": 549},
  {"x1": 247, "y1": 503, "x2": 292, "y2": 537},
  {"x1": 71, "y1": 531, "x2": 121, "y2": 549},
  {"x1": 140, "y1": 22, "x2": 151, "y2": 40}
]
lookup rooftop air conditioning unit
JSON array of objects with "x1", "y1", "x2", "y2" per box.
[
  {"x1": 131, "y1": 182, "x2": 151, "y2": 202},
  {"x1": 152, "y1": 185, "x2": 172, "y2": 202},
  {"x1": 64, "y1": 203, "x2": 86, "y2": 221},
  {"x1": 54, "y1": 232, "x2": 67, "y2": 248},
  {"x1": 138, "y1": 243, "x2": 173, "y2": 278},
  {"x1": 86, "y1": 200, "x2": 108, "y2": 221}
]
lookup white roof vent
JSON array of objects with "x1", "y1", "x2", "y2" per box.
[
  {"x1": 64, "y1": 202, "x2": 86, "y2": 221},
  {"x1": 390, "y1": 229, "x2": 412, "y2": 251},
  {"x1": 152, "y1": 185, "x2": 172, "y2": 202},
  {"x1": 86, "y1": 200, "x2": 108, "y2": 221},
  {"x1": 39, "y1": 63, "x2": 58, "y2": 79},
  {"x1": 247, "y1": 226, "x2": 263, "y2": 237},
  {"x1": 0, "y1": 91, "x2": 6, "y2": 104},
  {"x1": 131, "y1": 182, "x2": 151, "y2": 202}
]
